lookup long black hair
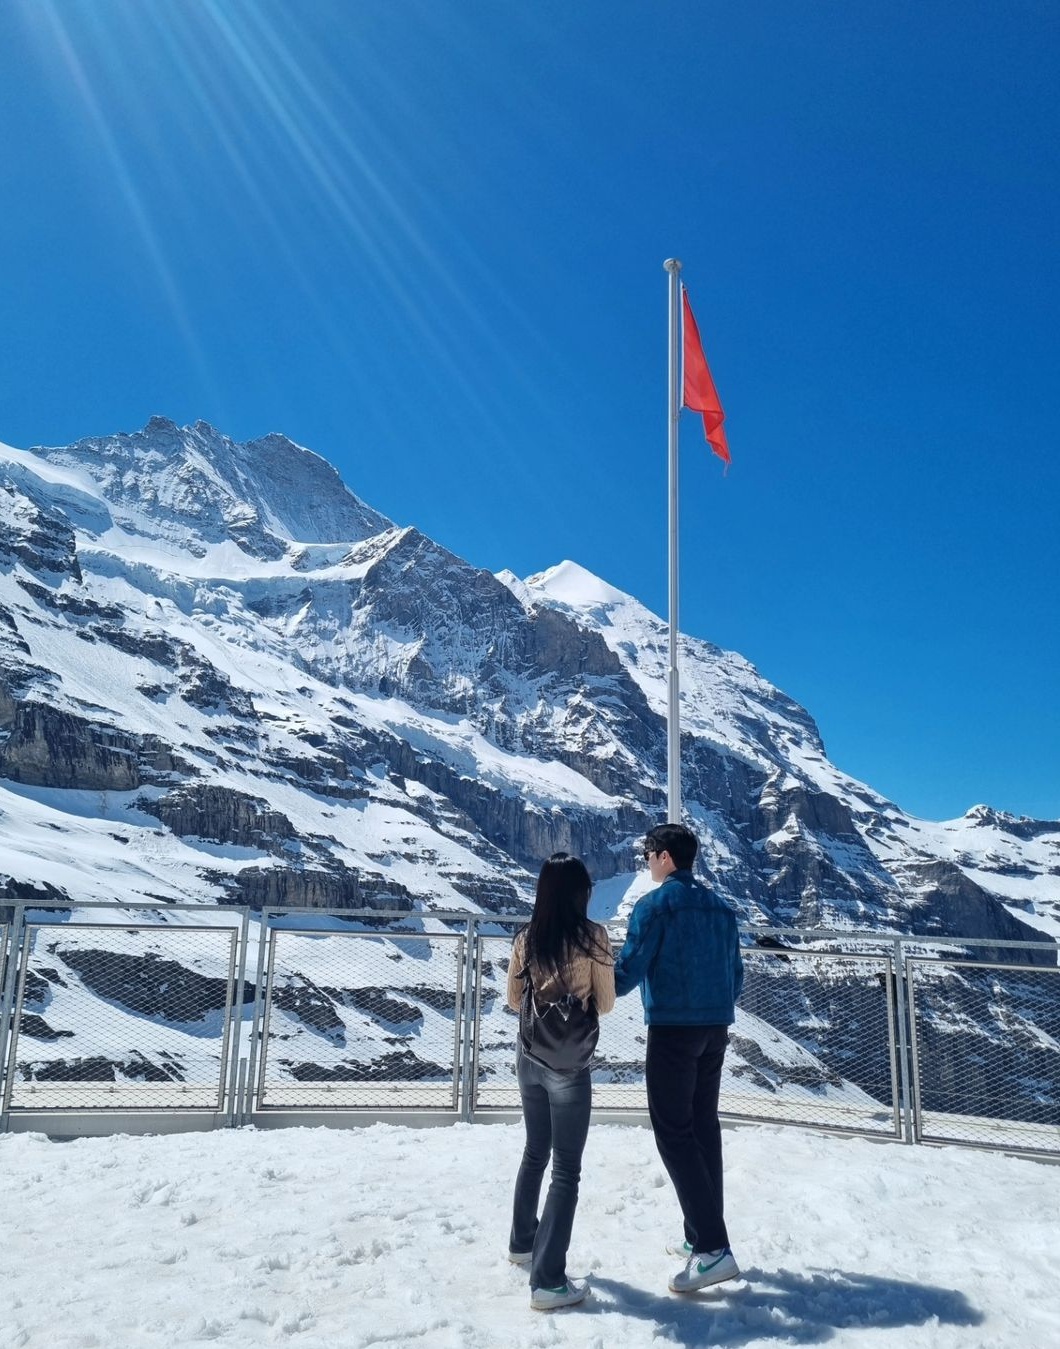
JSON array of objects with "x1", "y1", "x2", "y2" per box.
[{"x1": 522, "y1": 852, "x2": 598, "y2": 975}]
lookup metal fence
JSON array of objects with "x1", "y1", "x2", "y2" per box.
[
  {"x1": 0, "y1": 902, "x2": 1057, "y2": 1157},
  {"x1": 471, "y1": 927, "x2": 906, "y2": 1140},
  {"x1": 907, "y1": 950, "x2": 1060, "y2": 1153},
  {"x1": 250, "y1": 919, "x2": 466, "y2": 1112},
  {"x1": 0, "y1": 905, "x2": 250, "y2": 1131}
]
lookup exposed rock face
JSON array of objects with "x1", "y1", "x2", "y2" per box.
[
  {"x1": 29, "y1": 417, "x2": 392, "y2": 559},
  {"x1": 138, "y1": 784, "x2": 295, "y2": 853},
  {"x1": 754, "y1": 779, "x2": 862, "y2": 841},
  {"x1": 21, "y1": 1052, "x2": 182, "y2": 1084},
  {"x1": 272, "y1": 977, "x2": 347, "y2": 1040},
  {"x1": 279, "y1": 1050, "x2": 449, "y2": 1083},
  {"x1": 2, "y1": 420, "x2": 1055, "y2": 938},
  {"x1": 0, "y1": 479, "x2": 82, "y2": 580},
  {"x1": 373, "y1": 728, "x2": 649, "y2": 878},
  {"x1": 57, "y1": 949, "x2": 253, "y2": 1021},
  {"x1": 220, "y1": 864, "x2": 401, "y2": 912},
  {"x1": 892, "y1": 860, "x2": 1055, "y2": 964},
  {"x1": 329, "y1": 985, "x2": 424, "y2": 1031},
  {"x1": 178, "y1": 655, "x2": 257, "y2": 718},
  {"x1": 0, "y1": 701, "x2": 142, "y2": 791},
  {"x1": 18, "y1": 1014, "x2": 75, "y2": 1041}
]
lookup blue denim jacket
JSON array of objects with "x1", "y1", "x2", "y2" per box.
[{"x1": 614, "y1": 870, "x2": 744, "y2": 1025}]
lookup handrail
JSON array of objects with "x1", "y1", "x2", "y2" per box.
[{"x1": 0, "y1": 903, "x2": 1055, "y2": 1155}]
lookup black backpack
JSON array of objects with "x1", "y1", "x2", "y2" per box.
[{"x1": 517, "y1": 965, "x2": 599, "y2": 1072}]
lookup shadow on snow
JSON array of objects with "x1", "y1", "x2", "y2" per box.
[{"x1": 584, "y1": 1267, "x2": 983, "y2": 1347}]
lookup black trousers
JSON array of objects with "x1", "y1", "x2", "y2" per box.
[
  {"x1": 509, "y1": 1046, "x2": 592, "y2": 1289},
  {"x1": 645, "y1": 1023, "x2": 730, "y2": 1253}
]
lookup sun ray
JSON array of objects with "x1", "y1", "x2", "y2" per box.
[
  {"x1": 13, "y1": 0, "x2": 572, "y2": 489},
  {"x1": 28, "y1": 0, "x2": 222, "y2": 407}
]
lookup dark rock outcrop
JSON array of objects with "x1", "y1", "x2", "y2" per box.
[
  {"x1": 57, "y1": 949, "x2": 253, "y2": 1021},
  {"x1": 280, "y1": 1049, "x2": 448, "y2": 1082},
  {"x1": 20, "y1": 1052, "x2": 184, "y2": 1083},
  {"x1": 895, "y1": 860, "x2": 1056, "y2": 966},
  {"x1": 138, "y1": 783, "x2": 296, "y2": 853},
  {"x1": 0, "y1": 701, "x2": 141, "y2": 791},
  {"x1": 205, "y1": 862, "x2": 414, "y2": 913},
  {"x1": 0, "y1": 483, "x2": 83, "y2": 579},
  {"x1": 272, "y1": 977, "x2": 346, "y2": 1040}
]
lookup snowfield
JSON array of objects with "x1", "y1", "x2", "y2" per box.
[{"x1": 2, "y1": 1120, "x2": 1057, "y2": 1349}]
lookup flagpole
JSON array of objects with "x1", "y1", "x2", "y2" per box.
[{"x1": 664, "y1": 257, "x2": 682, "y2": 823}]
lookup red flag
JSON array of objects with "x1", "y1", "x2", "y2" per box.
[{"x1": 682, "y1": 287, "x2": 730, "y2": 465}]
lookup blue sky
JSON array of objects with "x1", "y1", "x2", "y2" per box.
[{"x1": 1, "y1": 1, "x2": 1057, "y2": 822}]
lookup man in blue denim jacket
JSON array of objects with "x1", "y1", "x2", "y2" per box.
[{"x1": 614, "y1": 823, "x2": 744, "y2": 1293}]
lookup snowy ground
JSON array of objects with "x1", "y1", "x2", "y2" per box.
[{"x1": 2, "y1": 1121, "x2": 1057, "y2": 1349}]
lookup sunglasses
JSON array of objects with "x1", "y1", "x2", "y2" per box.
[{"x1": 642, "y1": 848, "x2": 658, "y2": 861}]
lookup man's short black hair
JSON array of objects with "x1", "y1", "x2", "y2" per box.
[{"x1": 645, "y1": 823, "x2": 698, "y2": 871}]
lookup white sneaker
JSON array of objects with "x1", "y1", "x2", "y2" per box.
[
  {"x1": 669, "y1": 1247, "x2": 740, "y2": 1293},
  {"x1": 530, "y1": 1277, "x2": 590, "y2": 1311},
  {"x1": 665, "y1": 1239, "x2": 694, "y2": 1257},
  {"x1": 507, "y1": 1249, "x2": 532, "y2": 1266}
]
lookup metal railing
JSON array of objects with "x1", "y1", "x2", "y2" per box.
[
  {"x1": 0, "y1": 919, "x2": 13, "y2": 1125},
  {"x1": 0, "y1": 903, "x2": 249, "y2": 1132},
  {"x1": 250, "y1": 913, "x2": 466, "y2": 1113},
  {"x1": 470, "y1": 926, "x2": 906, "y2": 1140},
  {"x1": 906, "y1": 940, "x2": 1060, "y2": 1154},
  {"x1": 0, "y1": 903, "x2": 1056, "y2": 1156}
]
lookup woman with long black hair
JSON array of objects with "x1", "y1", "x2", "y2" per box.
[{"x1": 505, "y1": 852, "x2": 615, "y2": 1311}]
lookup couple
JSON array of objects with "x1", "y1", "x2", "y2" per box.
[{"x1": 505, "y1": 822, "x2": 745, "y2": 1312}]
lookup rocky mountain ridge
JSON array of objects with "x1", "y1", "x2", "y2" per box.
[{"x1": 1, "y1": 418, "x2": 1056, "y2": 946}]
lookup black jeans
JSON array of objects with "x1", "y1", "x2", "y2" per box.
[
  {"x1": 645, "y1": 1023, "x2": 730, "y2": 1253},
  {"x1": 509, "y1": 1046, "x2": 592, "y2": 1289}
]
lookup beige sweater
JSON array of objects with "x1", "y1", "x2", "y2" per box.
[{"x1": 506, "y1": 922, "x2": 616, "y2": 1015}]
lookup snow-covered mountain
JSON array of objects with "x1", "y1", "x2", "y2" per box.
[
  {"x1": 2, "y1": 417, "x2": 1056, "y2": 938},
  {"x1": 1, "y1": 419, "x2": 1056, "y2": 1114}
]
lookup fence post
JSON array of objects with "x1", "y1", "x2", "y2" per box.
[
  {"x1": 459, "y1": 917, "x2": 477, "y2": 1122},
  {"x1": 892, "y1": 938, "x2": 914, "y2": 1144},
  {"x1": 235, "y1": 1056, "x2": 249, "y2": 1124},
  {"x1": 0, "y1": 905, "x2": 25, "y2": 1134},
  {"x1": 243, "y1": 910, "x2": 275, "y2": 1124},
  {"x1": 449, "y1": 929, "x2": 464, "y2": 1112},
  {"x1": 253, "y1": 923, "x2": 281, "y2": 1116},
  {"x1": 223, "y1": 910, "x2": 252, "y2": 1128},
  {"x1": 905, "y1": 954, "x2": 925, "y2": 1144},
  {"x1": 1, "y1": 916, "x2": 33, "y2": 1129},
  {"x1": 469, "y1": 926, "x2": 487, "y2": 1118}
]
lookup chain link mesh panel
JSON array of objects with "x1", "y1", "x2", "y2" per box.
[
  {"x1": 470, "y1": 926, "x2": 653, "y2": 1110},
  {"x1": 473, "y1": 930, "x2": 900, "y2": 1137},
  {"x1": 2, "y1": 921, "x2": 241, "y2": 1112},
  {"x1": 471, "y1": 927, "x2": 657, "y2": 1110},
  {"x1": 909, "y1": 957, "x2": 1060, "y2": 1153},
  {"x1": 732, "y1": 947, "x2": 900, "y2": 1134},
  {"x1": 255, "y1": 927, "x2": 464, "y2": 1110},
  {"x1": 469, "y1": 930, "x2": 528, "y2": 1109}
]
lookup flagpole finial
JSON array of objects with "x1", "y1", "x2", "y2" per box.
[{"x1": 664, "y1": 258, "x2": 682, "y2": 274}]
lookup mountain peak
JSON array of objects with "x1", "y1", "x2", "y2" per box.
[
  {"x1": 525, "y1": 560, "x2": 633, "y2": 609},
  {"x1": 962, "y1": 803, "x2": 1060, "y2": 836},
  {"x1": 146, "y1": 414, "x2": 181, "y2": 436},
  {"x1": 28, "y1": 419, "x2": 394, "y2": 554}
]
